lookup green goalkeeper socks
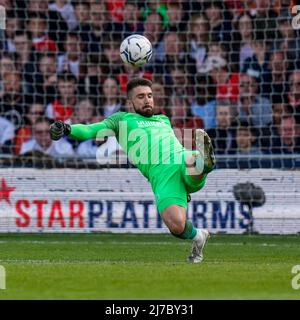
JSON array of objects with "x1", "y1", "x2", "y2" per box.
[{"x1": 172, "y1": 220, "x2": 197, "y2": 240}]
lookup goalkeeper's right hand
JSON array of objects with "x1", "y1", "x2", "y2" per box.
[{"x1": 50, "y1": 121, "x2": 71, "y2": 140}]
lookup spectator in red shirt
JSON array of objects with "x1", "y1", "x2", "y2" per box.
[
  {"x1": 46, "y1": 72, "x2": 77, "y2": 122},
  {"x1": 27, "y1": 12, "x2": 57, "y2": 53},
  {"x1": 106, "y1": 0, "x2": 125, "y2": 23},
  {"x1": 202, "y1": 55, "x2": 239, "y2": 103}
]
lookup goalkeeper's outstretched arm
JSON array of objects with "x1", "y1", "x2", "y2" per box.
[{"x1": 50, "y1": 121, "x2": 114, "y2": 140}]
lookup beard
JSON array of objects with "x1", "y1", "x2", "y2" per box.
[{"x1": 133, "y1": 104, "x2": 154, "y2": 117}]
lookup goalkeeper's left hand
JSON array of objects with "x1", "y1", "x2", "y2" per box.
[{"x1": 50, "y1": 121, "x2": 71, "y2": 140}]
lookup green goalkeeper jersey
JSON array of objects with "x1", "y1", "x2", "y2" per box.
[{"x1": 69, "y1": 112, "x2": 185, "y2": 180}]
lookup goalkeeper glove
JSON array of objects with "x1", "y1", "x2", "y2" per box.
[{"x1": 50, "y1": 121, "x2": 71, "y2": 140}]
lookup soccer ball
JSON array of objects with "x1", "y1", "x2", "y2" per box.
[{"x1": 120, "y1": 34, "x2": 152, "y2": 67}]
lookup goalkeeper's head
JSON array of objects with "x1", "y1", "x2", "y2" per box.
[{"x1": 127, "y1": 78, "x2": 154, "y2": 118}]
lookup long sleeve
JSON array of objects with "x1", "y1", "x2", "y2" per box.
[{"x1": 69, "y1": 112, "x2": 125, "y2": 141}]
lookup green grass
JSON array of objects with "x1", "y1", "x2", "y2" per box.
[{"x1": 0, "y1": 233, "x2": 299, "y2": 299}]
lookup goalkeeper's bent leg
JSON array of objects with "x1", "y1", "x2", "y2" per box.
[{"x1": 162, "y1": 205, "x2": 197, "y2": 240}]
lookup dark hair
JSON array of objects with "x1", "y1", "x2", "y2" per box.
[
  {"x1": 234, "y1": 11, "x2": 254, "y2": 41},
  {"x1": 125, "y1": 0, "x2": 138, "y2": 7},
  {"x1": 126, "y1": 78, "x2": 152, "y2": 97},
  {"x1": 57, "y1": 72, "x2": 77, "y2": 83},
  {"x1": 236, "y1": 120, "x2": 252, "y2": 132},
  {"x1": 14, "y1": 30, "x2": 29, "y2": 38},
  {"x1": 37, "y1": 52, "x2": 56, "y2": 63},
  {"x1": 0, "y1": 51, "x2": 16, "y2": 61},
  {"x1": 34, "y1": 117, "x2": 53, "y2": 127},
  {"x1": 28, "y1": 12, "x2": 47, "y2": 21},
  {"x1": 72, "y1": 0, "x2": 90, "y2": 8},
  {"x1": 195, "y1": 74, "x2": 216, "y2": 104},
  {"x1": 66, "y1": 31, "x2": 80, "y2": 39},
  {"x1": 271, "y1": 94, "x2": 287, "y2": 105},
  {"x1": 216, "y1": 99, "x2": 232, "y2": 108}
]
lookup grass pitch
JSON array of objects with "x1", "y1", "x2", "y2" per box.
[{"x1": 0, "y1": 233, "x2": 299, "y2": 299}]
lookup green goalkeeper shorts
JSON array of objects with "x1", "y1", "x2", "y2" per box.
[{"x1": 148, "y1": 150, "x2": 207, "y2": 214}]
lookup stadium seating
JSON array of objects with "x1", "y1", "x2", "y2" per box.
[{"x1": 0, "y1": 0, "x2": 299, "y2": 170}]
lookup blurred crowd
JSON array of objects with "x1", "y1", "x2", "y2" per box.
[{"x1": 0, "y1": 0, "x2": 300, "y2": 160}]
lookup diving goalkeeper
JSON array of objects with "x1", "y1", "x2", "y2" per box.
[{"x1": 49, "y1": 78, "x2": 215, "y2": 263}]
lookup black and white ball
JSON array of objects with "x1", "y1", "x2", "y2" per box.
[{"x1": 120, "y1": 34, "x2": 152, "y2": 67}]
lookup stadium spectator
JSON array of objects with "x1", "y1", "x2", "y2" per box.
[
  {"x1": 275, "y1": 8, "x2": 300, "y2": 70},
  {"x1": 46, "y1": 72, "x2": 77, "y2": 122},
  {"x1": 57, "y1": 32, "x2": 84, "y2": 79},
  {"x1": 263, "y1": 50, "x2": 289, "y2": 99},
  {"x1": 0, "y1": 1, "x2": 298, "y2": 162},
  {"x1": 106, "y1": 0, "x2": 125, "y2": 23},
  {"x1": 169, "y1": 65, "x2": 194, "y2": 102},
  {"x1": 20, "y1": 117, "x2": 75, "y2": 158},
  {"x1": 71, "y1": 98, "x2": 96, "y2": 124},
  {"x1": 201, "y1": 55, "x2": 239, "y2": 103},
  {"x1": 14, "y1": 102, "x2": 45, "y2": 155},
  {"x1": 12, "y1": 31, "x2": 37, "y2": 95},
  {"x1": 237, "y1": 72, "x2": 272, "y2": 128},
  {"x1": 170, "y1": 94, "x2": 204, "y2": 150},
  {"x1": 287, "y1": 69, "x2": 300, "y2": 111},
  {"x1": 0, "y1": 52, "x2": 16, "y2": 96},
  {"x1": 203, "y1": 1, "x2": 232, "y2": 43},
  {"x1": 260, "y1": 94, "x2": 286, "y2": 154},
  {"x1": 73, "y1": 0, "x2": 90, "y2": 28},
  {"x1": 207, "y1": 100, "x2": 237, "y2": 155},
  {"x1": 251, "y1": 0, "x2": 278, "y2": 42},
  {"x1": 27, "y1": 0, "x2": 68, "y2": 52},
  {"x1": 84, "y1": 53, "x2": 106, "y2": 103},
  {"x1": 234, "y1": 12, "x2": 255, "y2": 72},
  {"x1": 191, "y1": 74, "x2": 217, "y2": 130},
  {"x1": 0, "y1": 0, "x2": 12, "y2": 12},
  {"x1": 234, "y1": 121, "x2": 262, "y2": 155},
  {"x1": 3, "y1": 10, "x2": 21, "y2": 52},
  {"x1": 48, "y1": 0, "x2": 77, "y2": 31},
  {"x1": 101, "y1": 34, "x2": 124, "y2": 76},
  {"x1": 242, "y1": 30, "x2": 269, "y2": 90},
  {"x1": 0, "y1": 72, "x2": 29, "y2": 129},
  {"x1": 143, "y1": 11, "x2": 165, "y2": 64},
  {"x1": 122, "y1": 0, "x2": 143, "y2": 36},
  {"x1": 155, "y1": 31, "x2": 196, "y2": 86},
  {"x1": 207, "y1": 41, "x2": 228, "y2": 61},
  {"x1": 26, "y1": 12, "x2": 57, "y2": 53},
  {"x1": 271, "y1": 114, "x2": 300, "y2": 154},
  {"x1": 81, "y1": 2, "x2": 112, "y2": 53},
  {"x1": 187, "y1": 13, "x2": 210, "y2": 73},
  {"x1": 99, "y1": 77, "x2": 124, "y2": 118},
  {"x1": 151, "y1": 77, "x2": 169, "y2": 115},
  {"x1": 32, "y1": 52, "x2": 57, "y2": 104},
  {"x1": 166, "y1": 1, "x2": 185, "y2": 32},
  {"x1": 140, "y1": 0, "x2": 169, "y2": 29},
  {"x1": 117, "y1": 63, "x2": 153, "y2": 95},
  {"x1": 224, "y1": 0, "x2": 244, "y2": 23},
  {"x1": 0, "y1": 115, "x2": 15, "y2": 154}
]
